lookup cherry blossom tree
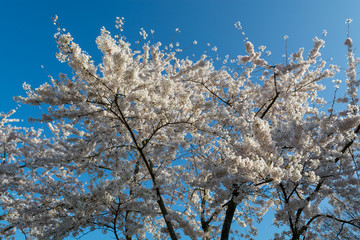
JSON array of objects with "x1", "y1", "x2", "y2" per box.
[
  {"x1": 1, "y1": 17, "x2": 360, "y2": 240},
  {"x1": 0, "y1": 110, "x2": 47, "y2": 238}
]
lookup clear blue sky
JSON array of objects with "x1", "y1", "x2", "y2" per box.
[
  {"x1": 1, "y1": 0, "x2": 359, "y2": 115},
  {"x1": 1, "y1": 0, "x2": 360, "y2": 239}
]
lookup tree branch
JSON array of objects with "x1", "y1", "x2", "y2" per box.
[{"x1": 110, "y1": 94, "x2": 178, "y2": 240}]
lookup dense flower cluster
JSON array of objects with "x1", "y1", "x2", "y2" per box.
[{"x1": 1, "y1": 17, "x2": 360, "y2": 240}]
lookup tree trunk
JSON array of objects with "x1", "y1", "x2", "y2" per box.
[{"x1": 220, "y1": 198, "x2": 237, "y2": 240}]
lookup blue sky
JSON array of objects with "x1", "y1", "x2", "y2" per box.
[
  {"x1": 1, "y1": 0, "x2": 359, "y2": 116},
  {"x1": 1, "y1": 0, "x2": 360, "y2": 239}
]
